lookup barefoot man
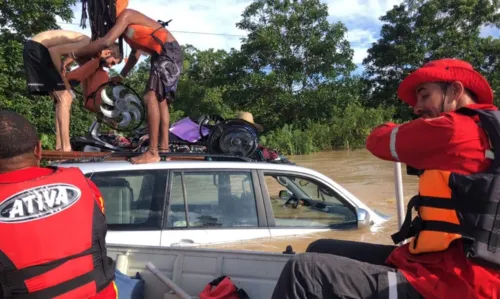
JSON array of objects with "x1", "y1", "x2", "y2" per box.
[
  {"x1": 64, "y1": 0, "x2": 183, "y2": 164},
  {"x1": 23, "y1": 30, "x2": 90, "y2": 152}
]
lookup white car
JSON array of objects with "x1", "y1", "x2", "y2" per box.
[{"x1": 56, "y1": 155, "x2": 388, "y2": 247}]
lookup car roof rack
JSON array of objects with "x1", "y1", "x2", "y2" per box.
[{"x1": 42, "y1": 150, "x2": 255, "y2": 163}]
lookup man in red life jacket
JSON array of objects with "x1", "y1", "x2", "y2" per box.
[
  {"x1": 62, "y1": 0, "x2": 183, "y2": 164},
  {"x1": 270, "y1": 59, "x2": 500, "y2": 299},
  {"x1": 0, "y1": 110, "x2": 118, "y2": 298}
]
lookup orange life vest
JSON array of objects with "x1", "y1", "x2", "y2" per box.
[
  {"x1": 123, "y1": 24, "x2": 169, "y2": 55},
  {"x1": 391, "y1": 106, "x2": 500, "y2": 270},
  {"x1": 405, "y1": 170, "x2": 462, "y2": 254},
  {"x1": 116, "y1": 0, "x2": 128, "y2": 17},
  {"x1": 0, "y1": 167, "x2": 115, "y2": 298}
]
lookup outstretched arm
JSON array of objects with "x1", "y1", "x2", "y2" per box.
[
  {"x1": 366, "y1": 115, "x2": 456, "y2": 169},
  {"x1": 72, "y1": 9, "x2": 162, "y2": 58}
]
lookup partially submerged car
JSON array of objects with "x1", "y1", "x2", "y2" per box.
[{"x1": 55, "y1": 154, "x2": 388, "y2": 248}]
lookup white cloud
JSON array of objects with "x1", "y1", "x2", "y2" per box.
[
  {"x1": 346, "y1": 29, "x2": 378, "y2": 64},
  {"x1": 58, "y1": 0, "x2": 404, "y2": 70},
  {"x1": 326, "y1": 0, "x2": 403, "y2": 21}
]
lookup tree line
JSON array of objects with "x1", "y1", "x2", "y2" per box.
[{"x1": 1, "y1": 0, "x2": 499, "y2": 155}]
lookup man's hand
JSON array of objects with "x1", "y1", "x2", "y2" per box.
[
  {"x1": 61, "y1": 56, "x2": 74, "y2": 76},
  {"x1": 110, "y1": 76, "x2": 123, "y2": 84}
]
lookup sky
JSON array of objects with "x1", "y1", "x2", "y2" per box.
[{"x1": 58, "y1": 0, "x2": 500, "y2": 74}]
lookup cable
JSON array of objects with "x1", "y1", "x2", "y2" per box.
[{"x1": 56, "y1": 22, "x2": 246, "y2": 37}]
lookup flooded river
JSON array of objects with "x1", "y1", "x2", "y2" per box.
[{"x1": 206, "y1": 149, "x2": 420, "y2": 253}]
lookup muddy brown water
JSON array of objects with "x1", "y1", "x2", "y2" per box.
[{"x1": 203, "y1": 149, "x2": 420, "y2": 253}]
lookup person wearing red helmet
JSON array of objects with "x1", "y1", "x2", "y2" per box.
[{"x1": 269, "y1": 59, "x2": 500, "y2": 299}]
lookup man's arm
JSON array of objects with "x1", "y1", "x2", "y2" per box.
[
  {"x1": 66, "y1": 58, "x2": 101, "y2": 83},
  {"x1": 366, "y1": 115, "x2": 456, "y2": 169},
  {"x1": 72, "y1": 9, "x2": 161, "y2": 58},
  {"x1": 119, "y1": 49, "x2": 142, "y2": 78}
]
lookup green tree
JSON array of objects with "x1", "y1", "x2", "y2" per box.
[
  {"x1": 224, "y1": 0, "x2": 356, "y2": 130},
  {"x1": 362, "y1": 0, "x2": 500, "y2": 120}
]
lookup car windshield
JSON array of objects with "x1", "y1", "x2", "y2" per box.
[{"x1": 267, "y1": 174, "x2": 357, "y2": 226}]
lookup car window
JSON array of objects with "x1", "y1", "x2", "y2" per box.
[
  {"x1": 166, "y1": 171, "x2": 258, "y2": 228},
  {"x1": 90, "y1": 170, "x2": 167, "y2": 229},
  {"x1": 263, "y1": 172, "x2": 356, "y2": 228}
]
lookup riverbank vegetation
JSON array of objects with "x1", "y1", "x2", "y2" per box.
[{"x1": 1, "y1": 0, "x2": 499, "y2": 155}]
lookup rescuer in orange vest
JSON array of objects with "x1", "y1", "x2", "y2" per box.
[
  {"x1": 0, "y1": 109, "x2": 118, "y2": 299},
  {"x1": 62, "y1": 0, "x2": 183, "y2": 164},
  {"x1": 270, "y1": 59, "x2": 500, "y2": 299}
]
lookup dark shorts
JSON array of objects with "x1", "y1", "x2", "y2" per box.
[
  {"x1": 146, "y1": 40, "x2": 183, "y2": 104},
  {"x1": 23, "y1": 40, "x2": 66, "y2": 96}
]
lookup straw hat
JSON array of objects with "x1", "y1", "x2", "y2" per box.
[
  {"x1": 237, "y1": 111, "x2": 263, "y2": 132},
  {"x1": 398, "y1": 58, "x2": 493, "y2": 107}
]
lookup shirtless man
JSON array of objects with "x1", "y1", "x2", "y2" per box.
[
  {"x1": 64, "y1": 1, "x2": 183, "y2": 164},
  {"x1": 23, "y1": 30, "x2": 122, "y2": 151},
  {"x1": 23, "y1": 30, "x2": 90, "y2": 152}
]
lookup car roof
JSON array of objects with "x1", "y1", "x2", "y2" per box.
[{"x1": 54, "y1": 160, "x2": 314, "y2": 174}]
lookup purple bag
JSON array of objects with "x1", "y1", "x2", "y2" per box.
[{"x1": 169, "y1": 117, "x2": 210, "y2": 142}]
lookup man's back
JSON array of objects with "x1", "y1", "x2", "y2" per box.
[
  {"x1": 31, "y1": 30, "x2": 89, "y2": 48},
  {"x1": 0, "y1": 110, "x2": 117, "y2": 299}
]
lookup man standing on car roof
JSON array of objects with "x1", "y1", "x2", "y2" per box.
[
  {"x1": 63, "y1": 0, "x2": 183, "y2": 164},
  {"x1": 0, "y1": 110, "x2": 118, "y2": 298},
  {"x1": 269, "y1": 58, "x2": 500, "y2": 299}
]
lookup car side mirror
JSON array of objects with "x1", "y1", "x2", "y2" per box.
[
  {"x1": 279, "y1": 190, "x2": 290, "y2": 199},
  {"x1": 356, "y1": 207, "x2": 371, "y2": 228}
]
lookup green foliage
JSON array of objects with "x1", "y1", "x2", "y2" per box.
[
  {"x1": 362, "y1": 0, "x2": 500, "y2": 119},
  {"x1": 261, "y1": 101, "x2": 395, "y2": 155}
]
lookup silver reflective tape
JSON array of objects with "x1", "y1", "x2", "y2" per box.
[
  {"x1": 388, "y1": 272, "x2": 398, "y2": 299},
  {"x1": 390, "y1": 127, "x2": 400, "y2": 161}
]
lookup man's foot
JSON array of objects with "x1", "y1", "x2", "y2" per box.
[{"x1": 129, "y1": 150, "x2": 161, "y2": 164}]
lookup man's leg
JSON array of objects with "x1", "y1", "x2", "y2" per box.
[
  {"x1": 52, "y1": 90, "x2": 73, "y2": 152},
  {"x1": 54, "y1": 99, "x2": 62, "y2": 151},
  {"x1": 130, "y1": 90, "x2": 161, "y2": 164},
  {"x1": 158, "y1": 99, "x2": 169, "y2": 153},
  {"x1": 271, "y1": 253, "x2": 423, "y2": 299},
  {"x1": 306, "y1": 239, "x2": 397, "y2": 266}
]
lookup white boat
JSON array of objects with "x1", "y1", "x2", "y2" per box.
[{"x1": 105, "y1": 163, "x2": 407, "y2": 299}]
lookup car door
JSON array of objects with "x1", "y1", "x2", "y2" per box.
[
  {"x1": 257, "y1": 170, "x2": 358, "y2": 239},
  {"x1": 89, "y1": 169, "x2": 167, "y2": 246},
  {"x1": 160, "y1": 168, "x2": 270, "y2": 247}
]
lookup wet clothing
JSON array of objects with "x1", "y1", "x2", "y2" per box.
[
  {"x1": 366, "y1": 103, "x2": 495, "y2": 175},
  {"x1": 271, "y1": 250, "x2": 422, "y2": 299},
  {"x1": 146, "y1": 41, "x2": 183, "y2": 104},
  {"x1": 66, "y1": 58, "x2": 109, "y2": 113},
  {"x1": 366, "y1": 103, "x2": 500, "y2": 299},
  {"x1": 23, "y1": 40, "x2": 66, "y2": 95},
  {"x1": 123, "y1": 22, "x2": 183, "y2": 104},
  {"x1": 0, "y1": 167, "x2": 117, "y2": 299}
]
